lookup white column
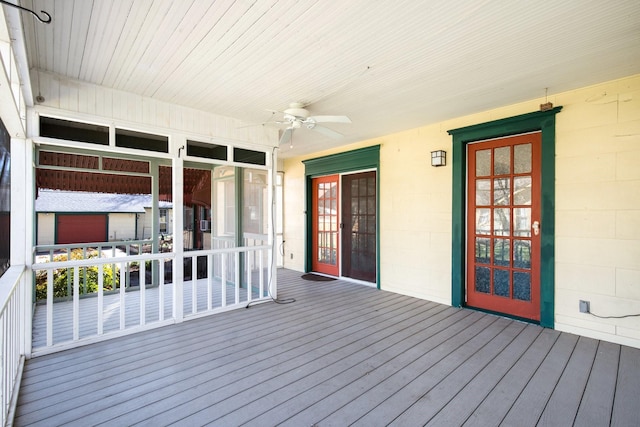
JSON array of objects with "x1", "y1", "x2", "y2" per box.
[
  {"x1": 268, "y1": 148, "x2": 277, "y2": 299},
  {"x1": 11, "y1": 137, "x2": 31, "y2": 357},
  {"x1": 172, "y1": 147, "x2": 184, "y2": 322},
  {"x1": 150, "y1": 160, "x2": 160, "y2": 285}
]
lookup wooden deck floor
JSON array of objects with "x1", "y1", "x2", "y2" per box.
[{"x1": 15, "y1": 269, "x2": 640, "y2": 426}]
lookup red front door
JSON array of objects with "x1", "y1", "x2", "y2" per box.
[
  {"x1": 467, "y1": 133, "x2": 541, "y2": 320},
  {"x1": 312, "y1": 175, "x2": 340, "y2": 276}
]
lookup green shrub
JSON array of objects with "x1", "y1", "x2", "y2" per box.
[{"x1": 35, "y1": 250, "x2": 120, "y2": 301}]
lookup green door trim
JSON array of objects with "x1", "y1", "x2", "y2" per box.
[
  {"x1": 448, "y1": 107, "x2": 562, "y2": 328},
  {"x1": 302, "y1": 145, "x2": 381, "y2": 288}
]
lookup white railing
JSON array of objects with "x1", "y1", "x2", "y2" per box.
[
  {"x1": 182, "y1": 245, "x2": 270, "y2": 319},
  {"x1": 35, "y1": 239, "x2": 156, "y2": 260},
  {"x1": 31, "y1": 245, "x2": 272, "y2": 354},
  {"x1": 0, "y1": 265, "x2": 30, "y2": 427}
]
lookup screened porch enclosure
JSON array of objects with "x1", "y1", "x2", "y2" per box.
[{"x1": 32, "y1": 143, "x2": 275, "y2": 354}]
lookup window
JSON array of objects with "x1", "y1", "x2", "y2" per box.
[
  {"x1": 39, "y1": 116, "x2": 109, "y2": 145},
  {"x1": 243, "y1": 169, "x2": 267, "y2": 237},
  {"x1": 159, "y1": 208, "x2": 168, "y2": 233},
  {"x1": 233, "y1": 148, "x2": 266, "y2": 166},
  {"x1": 187, "y1": 140, "x2": 227, "y2": 161},
  {"x1": 115, "y1": 128, "x2": 168, "y2": 153}
]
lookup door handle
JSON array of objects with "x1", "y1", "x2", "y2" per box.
[{"x1": 532, "y1": 220, "x2": 540, "y2": 236}]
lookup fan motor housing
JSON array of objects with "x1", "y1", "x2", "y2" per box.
[{"x1": 284, "y1": 103, "x2": 310, "y2": 119}]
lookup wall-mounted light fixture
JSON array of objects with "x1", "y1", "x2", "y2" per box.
[{"x1": 431, "y1": 150, "x2": 446, "y2": 167}]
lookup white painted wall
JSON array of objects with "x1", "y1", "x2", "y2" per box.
[
  {"x1": 107, "y1": 213, "x2": 136, "y2": 241},
  {"x1": 283, "y1": 73, "x2": 640, "y2": 348}
]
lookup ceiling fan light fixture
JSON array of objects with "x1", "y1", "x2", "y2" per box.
[{"x1": 284, "y1": 102, "x2": 310, "y2": 119}]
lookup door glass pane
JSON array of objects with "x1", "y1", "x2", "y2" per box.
[
  {"x1": 514, "y1": 208, "x2": 531, "y2": 237},
  {"x1": 494, "y1": 146, "x2": 511, "y2": 175},
  {"x1": 475, "y1": 238, "x2": 490, "y2": 264},
  {"x1": 514, "y1": 271, "x2": 531, "y2": 301},
  {"x1": 476, "y1": 149, "x2": 491, "y2": 177},
  {"x1": 494, "y1": 178, "x2": 510, "y2": 205},
  {"x1": 514, "y1": 177, "x2": 531, "y2": 205},
  {"x1": 493, "y1": 208, "x2": 510, "y2": 236},
  {"x1": 476, "y1": 179, "x2": 491, "y2": 205},
  {"x1": 494, "y1": 269, "x2": 510, "y2": 297},
  {"x1": 475, "y1": 266, "x2": 490, "y2": 293},
  {"x1": 514, "y1": 240, "x2": 531, "y2": 269},
  {"x1": 476, "y1": 208, "x2": 491, "y2": 235},
  {"x1": 493, "y1": 238, "x2": 510, "y2": 266},
  {"x1": 514, "y1": 143, "x2": 532, "y2": 174}
]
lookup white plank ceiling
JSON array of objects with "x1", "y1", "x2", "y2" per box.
[{"x1": 17, "y1": 0, "x2": 640, "y2": 157}]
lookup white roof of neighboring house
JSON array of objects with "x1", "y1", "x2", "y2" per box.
[{"x1": 35, "y1": 190, "x2": 172, "y2": 213}]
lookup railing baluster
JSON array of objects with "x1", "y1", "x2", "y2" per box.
[
  {"x1": 119, "y1": 262, "x2": 126, "y2": 330},
  {"x1": 192, "y1": 256, "x2": 197, "y2": 314},
  {"x1": 235, "y1": 252, "x2": 240, "y2": 305},
  {"x1": 82, "y1": 246, "x2": 87, "y2": 295},
  {"x1": 140, "y1": 260, "x2": 146, "y2": 326},
  {"x1": 97, "y1": 264, "x2": 104, "y2": 335},
  {"x1": 46, "y1": 269, "x2": 53, "y2": 347},
  {"x1": 207, "y1": 254, "x2": 213, "y2": 311},
  {"x1": 159, "y1": 259, "x2": 165, "y2": 322},
  {"x1": 259, "y1": 250, "x2": 264, "y2": 299},
  {"x1": 221, "y1": 253, "x2": 227, "y2": 307},
  {"x1": 73, "y1": 266, "x2": 79, "y2": 341},
  {"x1": 247, "y1": 252, "x2": 252, "y2": 303}
]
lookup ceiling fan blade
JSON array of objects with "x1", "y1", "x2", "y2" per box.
[
  {"x1": 279, "y1": 127, "x2": 294, "y2": 145},
  {"x1": 309, "y1": 115, "x2": 351, "y2": 124},
  {"x1": 311, "y1": 125, "x2": 343, "y2": 139}
]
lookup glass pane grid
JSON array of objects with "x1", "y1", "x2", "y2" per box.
[
  {"x1": 316, "y1": 181, "x2": 338, "y2": 266},
  {"x1": 471, "y1": 142, "x2": 533, "y2": 303}
]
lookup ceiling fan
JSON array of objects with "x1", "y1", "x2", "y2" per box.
[{"x1": 275, "y1": 102, "x2": 351, "y2": 146}]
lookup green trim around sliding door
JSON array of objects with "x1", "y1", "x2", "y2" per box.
[
  {"x1": 448, "y1": 107, "x2": 561, "y2": 328},
  {"x1": 303, "y1": 145, "x2": 380, "y2": 288}
]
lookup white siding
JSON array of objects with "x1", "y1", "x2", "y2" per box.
[
  {"x1": 107, "y1": 213, "x2": 136, "y2": 241},
  {"x1": 36, "y1": 213, "x2": 55, "y2": 246},
  {"x1": 31, "y1": 71, "x2": 277, "y2": 149}
]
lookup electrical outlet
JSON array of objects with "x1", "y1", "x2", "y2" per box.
[{"x1": 579, "y1": 300, "x2": 590, "y2": 313}]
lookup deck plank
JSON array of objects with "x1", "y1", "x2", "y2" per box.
[
  {"x1": 18, "y1": 280, "x2": 398, "y2": 424},
  {"x1": 214, "y1": 306, "x2": 470, "y2": 426},
  {"x1": 536, "y1": 336, "x2": 599, "y2": 426},
  {"x1": 14, "y1": 269, "x2": 640, "y2": 427},
  {"x1": 112, "y1": 297, "x2": 441, "y2": 425},
  {"x1": 611, "y1": 345, "x2": 640, "y2": 426},
  {"x1": 574, "y1": 340, "x2": 619, "y2": 426},
  {"x1": 500, "y1": 332, "x2": 579, "y2": 427},
  {"x1": 424, "y1": 323, "x2": 543, "y2": 426},
  {"x1": 388, "y1": 320, "x2": 528, "y2": 426},
  {"x1": 344, "y1": 315, "x2": 509, "y2": 427}
]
